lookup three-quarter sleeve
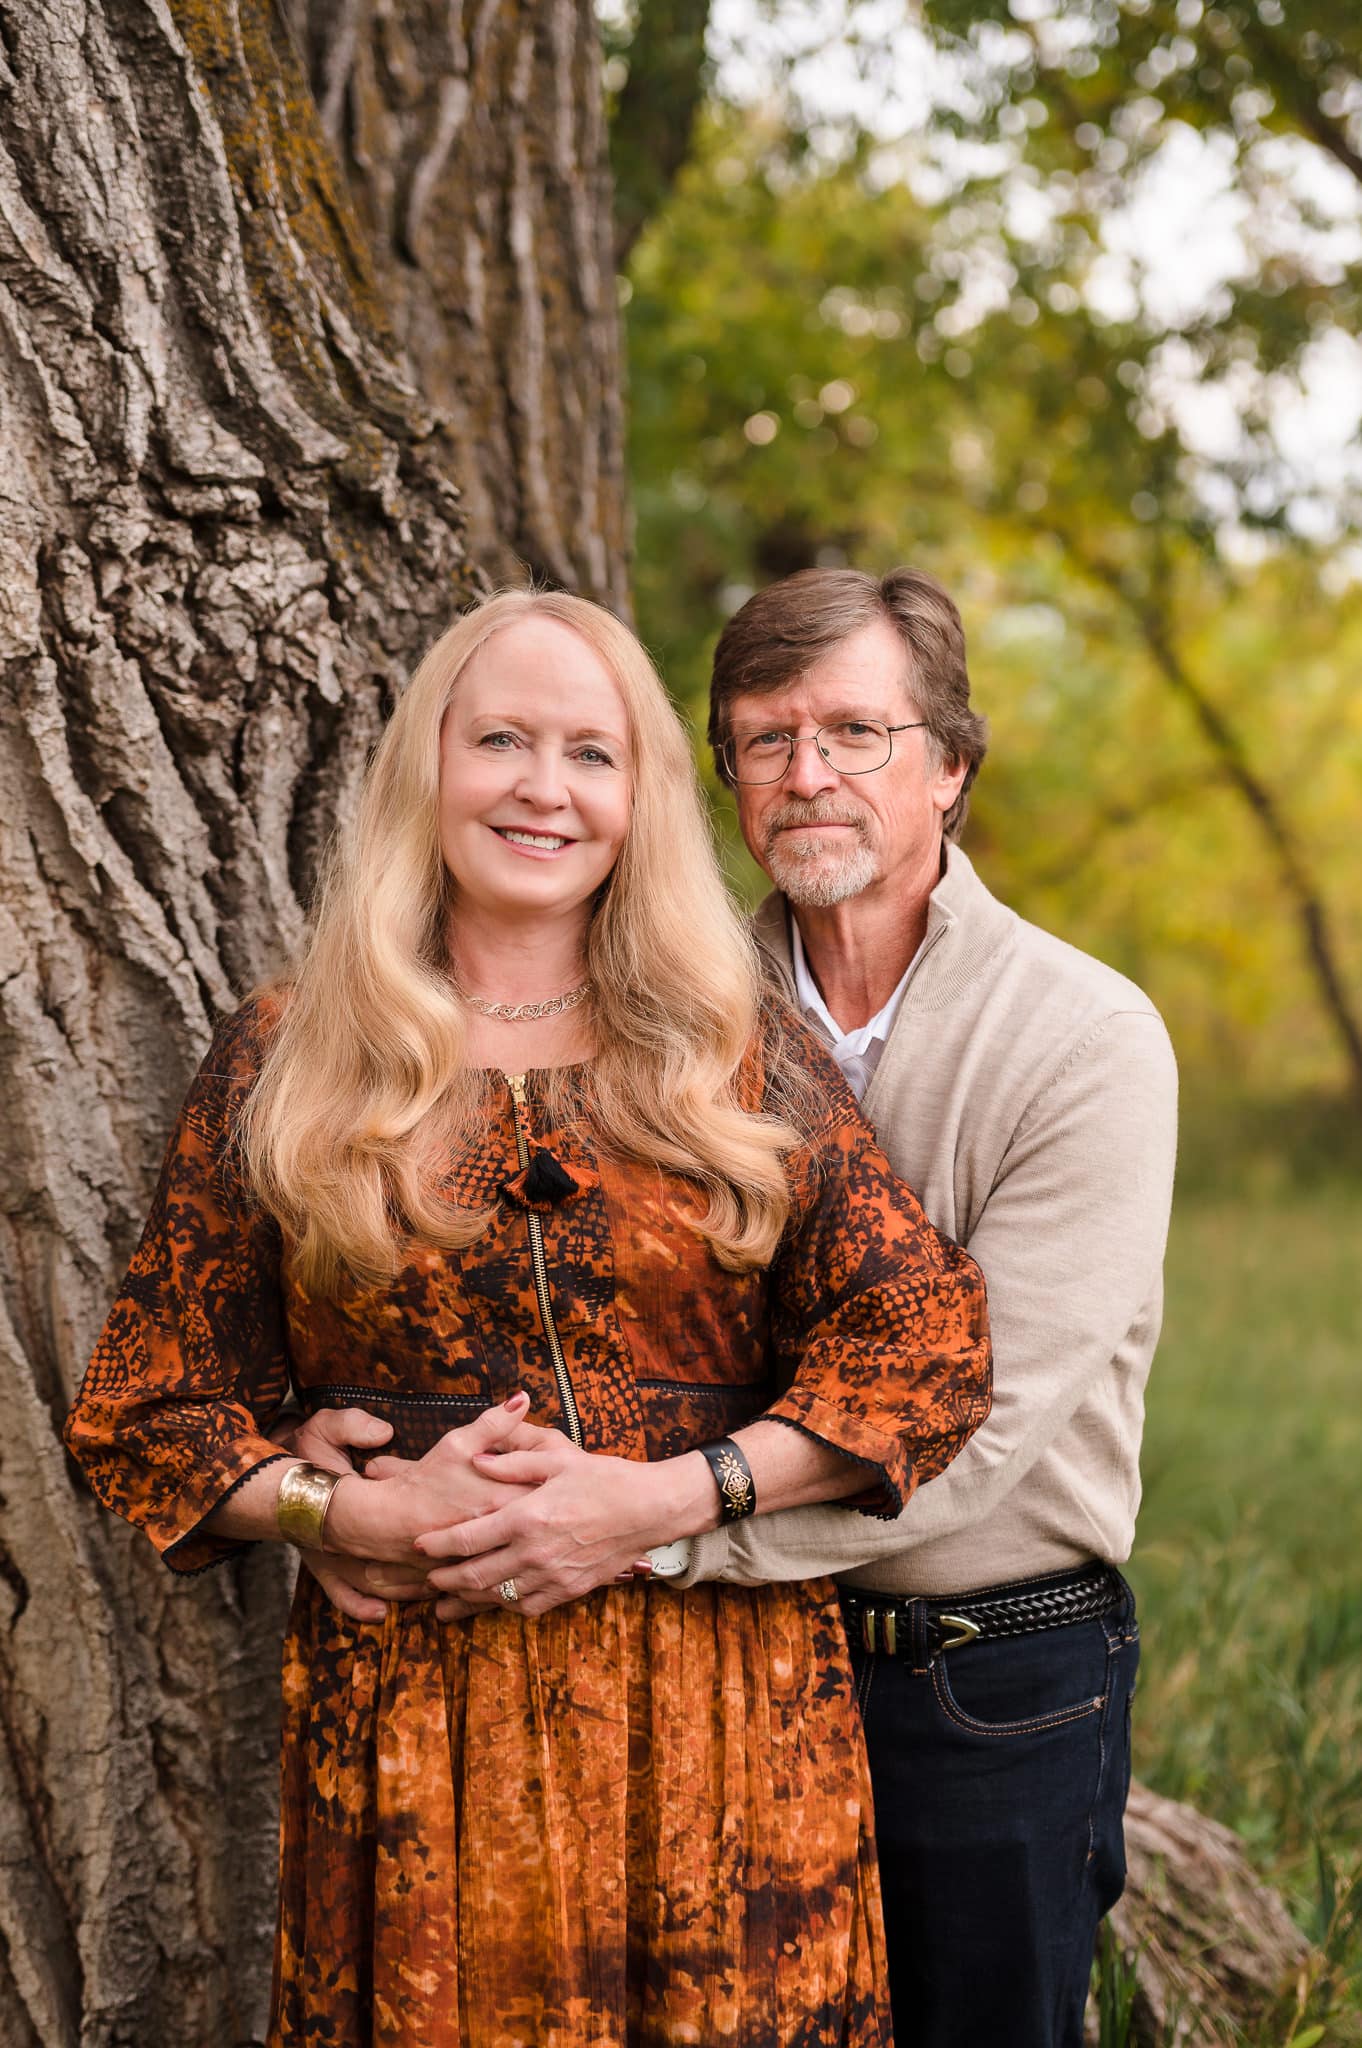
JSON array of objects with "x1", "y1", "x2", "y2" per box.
[
  {"x1": 759, "y1": 1013, "x2": 991, "y2": 1517},
  {"x1": 64, "y1": 1001, "x2": 292, "y2": 1574}
]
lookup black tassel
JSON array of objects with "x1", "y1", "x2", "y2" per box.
[{"x1": 522, "y1": 1147, "x2": 578, "y2": 1203}]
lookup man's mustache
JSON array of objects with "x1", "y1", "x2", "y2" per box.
[{"x1": 763, "y1": 800, "x2": 870, "y2": 845}]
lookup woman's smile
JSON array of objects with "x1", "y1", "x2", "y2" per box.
[{"x1": 489, "y1": 824, "x2": 580, "y2": 857}]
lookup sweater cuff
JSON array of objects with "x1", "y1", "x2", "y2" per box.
[{"x1": 673, "y1": 1523, "x2": 732, "y2": 1587}]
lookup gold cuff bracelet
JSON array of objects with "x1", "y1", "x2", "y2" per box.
[{"x1": 276, "y1": 1462, "x2": 343, "y2": 1551}]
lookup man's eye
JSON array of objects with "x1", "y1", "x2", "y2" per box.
[
  {"x1": 741, "y1": 731, "x2": 787, "y2": 753},
  {"x1": 829, "y1": 720, "x2": 882, "y2": 746}
]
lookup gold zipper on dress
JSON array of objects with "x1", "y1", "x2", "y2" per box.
[{"x1": 505, "y1": 1072, "x2": 585, "y2": 1449}]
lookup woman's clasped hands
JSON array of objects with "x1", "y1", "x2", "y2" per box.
[{"x1": 288, "y1": 1394, "x2": 694, "y2": 1622}]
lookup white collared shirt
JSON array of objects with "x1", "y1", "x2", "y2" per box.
[{"x1": 790, "y1": 916, "x2": 927, "y2": 1102}]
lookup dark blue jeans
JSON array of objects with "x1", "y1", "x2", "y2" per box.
[{"x1": 847, "y1": 1573, "x2": 1140, "y2": 2048}]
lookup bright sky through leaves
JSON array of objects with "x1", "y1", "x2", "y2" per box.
[{"x1": 699, "y1": 0, "x2": 1362, "y2": 536}]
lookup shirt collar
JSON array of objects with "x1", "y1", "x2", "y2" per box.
[{"x1": 789, "y1": 916, "x2": 925, "y2": 1058}]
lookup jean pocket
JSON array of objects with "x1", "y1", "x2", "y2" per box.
[{"x1": 930, "y1": 1623, "x2": 1110, "y2": 1736}]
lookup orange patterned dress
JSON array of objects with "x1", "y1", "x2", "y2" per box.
[{"x1": 66, "y1": 1001, "x2": 990, "y2": 2048}]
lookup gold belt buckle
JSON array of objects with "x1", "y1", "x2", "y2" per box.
[{"x1": 937, "y1": 1611, "x2": 982, "y2": 1651}]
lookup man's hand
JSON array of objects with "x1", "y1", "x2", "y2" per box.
[
  {"x1": 282, "y1": 1403, "x2": 399, "y2": 1473},
  {"x1": 301, "y1": 1550, "x2": 438, "y2": 1625},
  {"x1": 416, "y1": 1430, "x2": 702, "y2": 1619}
]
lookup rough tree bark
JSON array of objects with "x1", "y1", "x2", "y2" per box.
[
  {"x1": 0, "y1": 0, "x2": 623, "y2": 2041},
  {"x1": 287, "y1": 0, "x2": 629, "y2": 605}
]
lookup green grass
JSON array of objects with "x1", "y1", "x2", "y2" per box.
[{"x1": 1124, "y1": 1103, "x2": 1362, "y2": 2041}]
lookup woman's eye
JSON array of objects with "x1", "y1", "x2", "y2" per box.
[
  {"x1": 576, "y1": 745, "x2": 616, "y2": 767},
  {"x1": 478, "y1": 730, "x2": 520, "y2": 750}
]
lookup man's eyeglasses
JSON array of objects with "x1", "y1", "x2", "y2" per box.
[{"x1": 719, "y1": 718, "x2": 927, "y2": 786}]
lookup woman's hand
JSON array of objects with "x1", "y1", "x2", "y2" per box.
[
  {"x1": 324, "y1": 1394, "x2": 541, "y2": 1572},
  {"x1": 416, "y1": 1430, "x2": 716, "y2": 1619},
  {"x1": 275, "y1": 1406, "x2": 430, "y2": 1622}
]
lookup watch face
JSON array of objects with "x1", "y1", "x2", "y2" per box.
[{"x1": 644, "y1": 1539, "x2": 693, "y2": 1579}]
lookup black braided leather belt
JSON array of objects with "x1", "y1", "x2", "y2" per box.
[{"x1": 840, "y1": 1562, "x2": 1124, "y2": 1659}]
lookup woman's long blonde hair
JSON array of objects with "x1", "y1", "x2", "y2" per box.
[{"x1": 241, "y1": 589, "x2": 804, "y2": 1292}]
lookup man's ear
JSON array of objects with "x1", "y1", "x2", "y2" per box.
[{"x1": 931, "y1": 751, "x2": 969, "y2": 816}]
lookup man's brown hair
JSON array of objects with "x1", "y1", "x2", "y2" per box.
[{"x1": 708, "y1": 566, "x2": 989, "y2": 840}]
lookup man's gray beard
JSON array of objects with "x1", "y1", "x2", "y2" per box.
[{"x1": 766, "y1": 834, "x2": 881, "y2": 907}]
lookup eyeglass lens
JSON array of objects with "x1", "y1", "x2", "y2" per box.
[{"x1": 726, "y1": 719, "x2": 894, "y2": 784}]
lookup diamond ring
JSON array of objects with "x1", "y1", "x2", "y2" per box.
[{"x1": 498, "y1": 1577, "x2": 520, "y2": 1604}]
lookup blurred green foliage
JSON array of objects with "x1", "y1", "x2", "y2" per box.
[{"x1": 920, "y1": 0, "x2": 1361, "y2": 430}]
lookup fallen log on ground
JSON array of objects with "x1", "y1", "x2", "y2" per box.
[{"x1": 1092, "y1": 1778, "x2": 1311, "y2": 2045}]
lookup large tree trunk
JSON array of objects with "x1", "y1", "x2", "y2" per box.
[
  {"x1": 0, "y1": 0, "x2": 623, "y2": 2040},
  {"x1": 288, "y1": 0, "x2": 629, "y2": 606}
]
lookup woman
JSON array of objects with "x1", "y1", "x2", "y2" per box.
[{"x1": 65, "y1": 589, "x2": 990, "y2": 2048}]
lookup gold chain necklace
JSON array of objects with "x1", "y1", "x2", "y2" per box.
[{"x1": 460, "y1": 982, "x2": 591, "y2": 1022}]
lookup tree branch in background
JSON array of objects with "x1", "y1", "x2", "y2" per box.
[
  {"x1": 1238, "y1": 16, "x2": 1362, "y2": 190},
  {"x1": 1020, "y1": 771, "x2": 1215, "y2": 895},
  {"x1": 610, "y1": 0, "x2": 713, "y2": 267},
  {"x1": 1075, "y1": 548, "x2": 1362, "y2": 1107},
  {"x1": 926, "y1": 0, "x2": 1360, "y2": 186}
]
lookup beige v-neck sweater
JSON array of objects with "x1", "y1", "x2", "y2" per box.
[{"x1": 685, "y1": 844, "x2": 1179, "y2": 1599}]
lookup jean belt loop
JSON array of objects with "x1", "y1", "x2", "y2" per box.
[
  {"x1": 908, "y1": 1597, "x2": 932, "y2": 1675},
  {"x1": 1104, "y1": 1566, "x2": 1136, "y2": 1647}
]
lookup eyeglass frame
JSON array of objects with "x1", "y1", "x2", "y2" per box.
[{"x1": 718, "y1": 718, "x2": 929, "y2": 786}]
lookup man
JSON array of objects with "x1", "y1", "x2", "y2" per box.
[{"x1": 687, "y1": 565, "x2": 1177, "y2": 2047}]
